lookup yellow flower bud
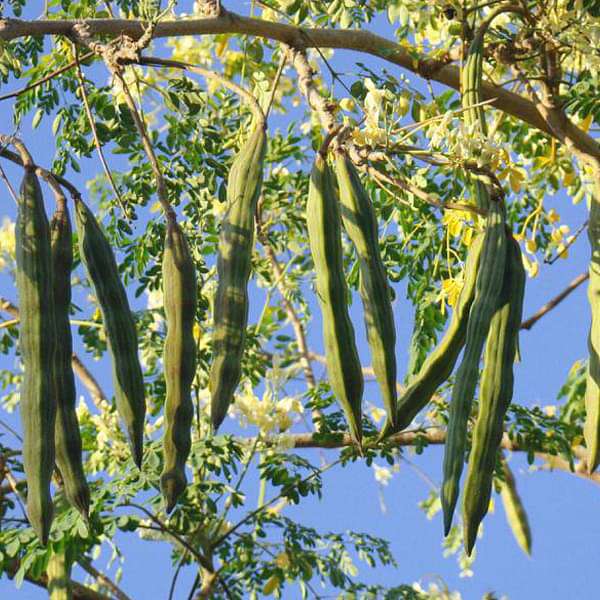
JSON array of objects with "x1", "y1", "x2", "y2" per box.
[
  {"x1": 525, "y1": 238, "x2": 537, "y2": 254},
  {"x1": 339, "y1": 97, "x2": 356, "y2": 112}
]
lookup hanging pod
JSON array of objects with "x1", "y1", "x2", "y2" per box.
[
  {"x1": 441, "y1": 199, "x2": 507, "y2": 535},
  {"x1": 16, "y1": 166, "x2": 57, "y2": 544},
  {"x1": 462, "y1": 232, "x2": 526, "y2": 555},
  {"x1": 585, "y1": 180, "x2": 600, "y2": 472},
  {"x1": 209, "y1": 120, "x2": 267, "y2": 431},
  {"x1": 500, "y1": 459, "x2": 532, "y2": 556},
  {"x1": 334, "y1": 150, "x2": 398, "y2": 432},
  {"x1": 161, "y1": 220, "x2": 197, "y2": 512},
  {"x1": 395, "y1": 232, "x2": 485, "y2": 433},
  {"x1": 74, "y1": 197, "x2": 146, "y2": 468},
  {"x1": 50, "y1": 195, "x2": 90, "y2": 521},
  {"x1": 307, "y1": 152, "x2": 364, "y2": 446}
]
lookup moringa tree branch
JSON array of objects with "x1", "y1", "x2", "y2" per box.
[
  {"x1": 0, "y1": 10, "x2": 597, "y2": 163},
  {"x1": 266, "y1": 428, "x2": 600, "y2": 484},
  {"x1": 520, "y1": 272, "x2": 589, "y2": 331}
]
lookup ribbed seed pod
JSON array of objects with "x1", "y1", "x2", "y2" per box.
[
  {"x1": 461, "y1": 26, "x2": 490, "y2": 213},
  {"x1": 500, "y1": 460, "x2": 532, "y2": 556},
  {"x1": 441, "y1": 199, "x2": 507, "y2": 535},
  {"x1": 47, "y1": 551, "x2": 72, "y2": 600},
  {"x1": 395, "y1": 233, "x2": 485, "y2": 432},
  {"x1": 307, "y1": 153, "x2": 364, "y2": 445},
  {"x1": 50, "y1": 196, "x2": 90, "y2": 520},
  {"x1": 585, "y1": 180, "x2": 600, "y2": 472},
  {"x1": 161, "y1": 220, "x2": 197, "y2": 512},
  {"x1": 74, "y1": 197, "x2": 146, "y2": 468},
  {"x1": 462, "y1": 232, "x2": 525, "y2": 554},
  {"x1": 334, "y1": 150, "x2": 398, "y2": 431},
  {"x1": 16, "y1": 167, "x2": 56, "y2": 544},
  {"x1": 210, "y1": 121, "x2": 267, "y2": 431}
]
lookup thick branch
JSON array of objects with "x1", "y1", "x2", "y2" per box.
[
  {"x1": 274, "y1": 429, "x2": 600, "y2": 484},
  {"x1": 6, "y1": 559, "x2": 111, "y2": 600},
  {"x1": 0, "y1": 12, "x2": 597, "y2": 162}
]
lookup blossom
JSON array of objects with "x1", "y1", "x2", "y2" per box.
[
  {"x1": 522, "y1": 253, "x2": 539, "y2": 278},
  {"x1": 368, "y1": 405, "x2": 387, "y2": 424},
  {"x1": 439, "y1": 277, "x2": 463, "y2": 311},
  {"x1": 339, "y1": 97, "x2": 356, "y2": 112},
  {"x1": 373, "y1": 463, "x2": 393, "y2": 486},
  {"x1": 231, "y1": 383, "x2": 303, "y2": 434}
]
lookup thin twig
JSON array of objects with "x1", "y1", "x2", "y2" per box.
[
  {"x1": 168, "y1": 551, "x2": 189, "y2": 600},
  {"x1": 72, "y1": 44, "x2": 129, "y2": 217},
  {"x1": 0, "y1": 162, "x2": 19, "y2": 204},
  {"x1": 138, "y1": 56, "x2": 265, "y2": 123},
  {"x1": 112, "y1": 67, "x2": 176, "y2": 222},
  {"x1": 212, "y1": 458, "x2": 341, "y2": 548},
  {"x1": 520, "y1": 271, "x2": 589, "y2": 331},
  {"x1": 186, "y1": 573, "x2": 200, "y2": 600},
  {"x1": 0, "y1": 417, "x2": 22, "y2": 441},
  {"x1": 4, "y1": 467, "x2": 28, "y2": 519},
  {"x1": 0, "y1": 51, "x2": 95, "y2": 102},
  {"x1": 256, "y1": 217, "x2": 323, "y2": 429},
  {"x1": 545, "y1": 219, "x2": 589, "y2": 264},
  {"x1": 77, "y1": 557, "x2": 133, "y2": 600},
  {"x1": 259, "y1": 240, "x2": 316, "y2": 389},
  {"x1": 264, "y1": 49, "x2": 287, "y2": 119},
  {"x1": 119, "y1": 502, "x2": 211, "y2": 570}
]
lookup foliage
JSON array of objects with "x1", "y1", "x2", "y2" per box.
[{"x1": 0, "y1": 0, "x2": 598, "y2": 598}]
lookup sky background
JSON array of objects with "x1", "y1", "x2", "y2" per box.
[{"x1": 0, "y1": 3, "x2": 598, "y2": 599}]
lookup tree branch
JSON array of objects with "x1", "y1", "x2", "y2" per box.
[
  {"x1": 5, "y1": 559, "x2": 111, "y2": 600},
  {"x1": 77, "y1": 557, "x2": 133, "y2": 600},
  {"x1": 263, "y1": 428, "x2": 600, "y2": 484},
  {"x1": 0, "y1": 144, "x2": 82, "y2": 198},
  {"x1": 0, "y1": 50, "x2": 95, "y2": 102},
  {"x1": 519, "y1": 272, "x2": 589, "y2": 331},
  {"x1": 0, "y1": 11, "x2": 597, "y2": 162},
  {"x1": 73, "y1": 45, "x2": 128, "y2": 217}
]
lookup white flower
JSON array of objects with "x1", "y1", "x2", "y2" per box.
[
  {"x1": 373, "y1": 463, "x2": 393, "y2": 486},
  {"x1": 368, "y1": 405, "x2": 387, "y2": 424}
]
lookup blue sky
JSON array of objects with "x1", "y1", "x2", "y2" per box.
[{"x1": 1, "y1": 4, "x2": 599, "y2": 599}]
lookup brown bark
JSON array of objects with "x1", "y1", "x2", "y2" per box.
[{"x1": 0, "y1": 11, "x2": 597, "y2": 162}]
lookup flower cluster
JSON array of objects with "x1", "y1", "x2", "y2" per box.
[{"x1": 230, "y1": 381, "x2": 304, "y2": 434}]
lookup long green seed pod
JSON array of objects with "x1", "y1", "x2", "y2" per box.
[
  {"x1": 47, "y1": 551, "x2": 72, "y2": 600},
  {"x1": 461, "y1": 15, "x2": 490, "y2": 213},
  {"x1": 500, "y1": 459, "x2": 532, "y2": 556},
  {"x1": 210, "y1": 121, "x2": 267, "y2": 431},
  {"x1": 16, "y1": 167, "x2": 56, "y2": 544},
  {"x1": 585, "y1": 179, "x2": 600, "y2": 472},
  {"x1": 307, "y1": 153, "x2": 364, "y2": 445},
  {"x1": 334, "y1": 150, "x2": 398, "y2": 431},
  {"x1": 462, "y1": 232, "x2": 525, "y2": 555},
  {"x1": 441, "y1": 199, "x2": 507, "y2": 535},
  {"x1": 74, "y1": 197, "x2": 146, "y2": 468},
  {"x1": 50, "y1": 196, "x2": 90, "y2": 521},
  {"x1": 161, "y1": 220, "x2": 197, "y2": 512},
  {"x1": 395, "y1": 233, "x2": 485, "y2": 432}
]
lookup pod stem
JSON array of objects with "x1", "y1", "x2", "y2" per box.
[{"x1": 139, "y1": 56, "x2": 266, "y2": 126}]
